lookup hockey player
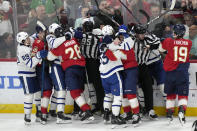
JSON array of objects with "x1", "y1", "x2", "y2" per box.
[
  {"x1": 118, "y1": 25, "x2": 141, "y2": 126},
  {"x1": 16, "y1": 31, "x2": 48, "y2": 124},
  {"x1": 159, "y1": 24, "x2": 192, "y2": 125},
  {"x1": 132, "y1": 24, "x2": 159, "y2": 120},
  {"x1": 41, "y1": 23, "x2": 72, "y2": 124},
  {"x1": 47, "y1": 37, "x2": 95, "y2": 123},
  {"x1": 80, "y1": 19, "x2": 104, "y2": 113},
  {"x1": 100, "y1": 25, "x2": 126, "y2": 127}
]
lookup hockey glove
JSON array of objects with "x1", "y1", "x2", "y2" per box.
[
  {"x1": 65, "y1": 32, "x2": 72, "y2": 40},
  {"x1": 103, "y1": 35, "x2": 112, "y2": 44},
  {"x1": 37, "y1": 50, "x2": 48, "y2": 59},
  {"x1": 192, "y1": 120, "x2": 197, "y2": 131},
  {"x1": 100, "y1": 43, "x2": 108, "y2": 53},
  {"x1": 74, "y1": 27, "x2": 83, "y2": 39}
]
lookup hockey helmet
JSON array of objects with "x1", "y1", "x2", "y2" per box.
[
  {"x1": 35, "y1": 20, "x2": 47, "y2": 33},
  {"x1": 134, "y1": 24, "x2": 147, "y2": 34},
  {"x1": 82, "y1": 20, "x2": 94, "y2": 32},
  {"x1": 102, "y1": 25, "x2": 114, "y2": 36},
  {"x1": 16, "y1": 32, "x2": 29, "y2": 44},
  {"x1": 173, "y1": 24, "x2": 186, "y2": 37},
  {"x1": 48, "y1": 23, "x2": 61, "y2": 34}
]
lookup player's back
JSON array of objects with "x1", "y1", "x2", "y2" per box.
[
  {"x1": 51, "y1": 38, "x2": 86, "y2": 70},
  {"x1": 162, "y1": 38, "x2": 192, "y2": 71}
]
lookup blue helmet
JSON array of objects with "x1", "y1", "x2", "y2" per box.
[{"x1": 173, "y1": 24, "x2": 186, "y2": 37}]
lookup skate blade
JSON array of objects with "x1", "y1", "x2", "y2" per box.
[
  {"x1": 35, "y1": 118, "x2": 41, "y2": 122},
  {"x1": 149, "y1": 117, "x2": 159, "y2": 121},
  {"x1": 104, "y1": 120, "x2": 110, "y2": 124},
  {"x1": 167, "y1": 118, "x2": 173, "y2": 125},
  {"x1": 82, "y1": 116, "x2": 95, "y2": 124},
  {"x1": 40, "y1": 121, "x2": 47, "y2": 125},
  {"x1": 132, "y1": 121, "x2": 142, "y2": 127},
  {"x1": 56, "y1": 119, "x2": 72, "y2": 124},
  {"x1": 111, "y1": 124, "x2": 128, "y2": 129},
  {"x1": 24, "y1": 121, "x2": 31, "y2": 125}
]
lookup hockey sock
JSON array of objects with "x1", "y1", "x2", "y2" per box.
[
  {"x1": 24, "y1": 93, "x2": 34, "y2": 115},
  {"x1": 70, "y1": 89, "x2": 91, "y2": 112},
  {"x1": 166, "y1": 94, "x2": 176, "y2": 112},
  {"x1": 158, "y1": 84, "x2": 167, "y2": 101},
  {"x1": 56, "y1": 90, "x2": 66, "y2": 112},
  {"x1": 126, "y1": 94, "x2": 140, "y2": 114},
  {"x1": 49, "y1": 89, "x2": 57, "y2": 111},
  {"x1": 34, "y1": 91, "x2": 41, "y2": 111},
  {"x1": 103, "y1": 93, "x2": 113, "y2": 110},
  {"x1": 112, "y1": 95, "x2": 122, "y2": 116},
  {"x1": 178, "y1": 95, "x2": 188, "y2": 112},
  {"x1": 122, "y1": 95, "x2": 132, "y2": 113},
  {"x1": 41, "y1": 90, "x2": 52, "y2": 114},
  {"x1": 85, "y1": 83, "x2": 97, "y2": 110}
]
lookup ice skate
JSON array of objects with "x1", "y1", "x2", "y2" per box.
[
  {"x1": 132, "y1": 114, "x2": 141, "y2": 127},
  {"x1": 111, "y1": 114, "x2": 127, "y2": 129},
  {"x1": 47, "y1": 110, "x2": 57, "y2": 121},
  {"x1": 56, "y1": 111, "x2": 72, "y2": 124},
  {"x1": 166, "y1": 109, "x2": 173, "y2": 125},
  {"x1": 40, "y1": 114, "x2": 47, "y2": 125},
  {"x1": 81, "y1": 110, "x2": 95, "y2": 124},
  {"x1": 35, "y1": 110, "x2": 41, "y2": 122},
  {"x1": 24, "y1": 114, "x2": 31, "y2": 125},
  {"x1": 178, "y1": 106, "x2": 186, "y2": 126},
  {"x1": 148, "y1": 109, "x2": 158, "y2": 120},
  {"x1": 103, "y1": 108, "x2": 111, "y2": 124}
]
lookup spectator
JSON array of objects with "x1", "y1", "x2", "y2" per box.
[
  {"x1": 149, "y1": 3, "x2": 162, "y2": 31},
  {"x1": 183, "y1": 12, "x2": 196, "y2": 39},
  {"x1": 27, "y1": 5, "x2": 53, "y2": 35},
  {"x1": 60, "y1": 8, "x2": 74, "y2": 29},
  {"x1": 106, "y1": 0, "x2": 121, "y2": 10},
  {"x1": 188, "y1": 24, "x2": 197, "y2": 59},
  {"x1": 30, "y1": 0, "x2": 63, "y2": 22},
  {"x1": 0, "y1": 0, "x2": 13, "y2": 36},
  {"x1": 78, "y1": 0, "x2": 96, "y2": 18},
  {"x1": 75, "y1": 7, "x2": 89, "y2": 29},
  {"x1": 127, "y1": 0, "x2": 151, "y2": 24},
  {"x1": 0, "y1": 32, "x2": 15, "y2": 58}
]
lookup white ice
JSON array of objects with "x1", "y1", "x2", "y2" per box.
[{"x1": 0, "y1": 114, "x2": 196, "y2": 131}]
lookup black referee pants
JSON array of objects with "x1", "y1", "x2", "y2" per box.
[
  {"x1": 85, "y1": 58, "x2": 104, "y2": 112},
  {"x1": 138, "y1": 64, "x2": 154, "y2": 113}
]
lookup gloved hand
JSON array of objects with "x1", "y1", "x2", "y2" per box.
[
  {"x1": 99, "y1": 43, "x2": 108, "y2": 53},
  {"x1": 192, "y1": 120, "x2": 197, "y2": 131},
  {"x1": 103, "y1": 35, "x2": 112, "y2": 44},
  {"x1": 65, "y1": 32, "x2": 72, "y2": 40},
  {"x1": 37, "y1": 50, "x2": 48, "y2": 59},
  {"x1": 74, "y1": 27, "x2": 83, "y2": 39}
]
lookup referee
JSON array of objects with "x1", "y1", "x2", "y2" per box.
[
  {"x1": 80, "y1": 20, "x2": 104, "y2": 113},
  {"x1": 133, "y1": 24, "x2": 160, "y2": 119}
]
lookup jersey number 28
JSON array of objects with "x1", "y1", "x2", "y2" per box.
[
  {"x1": 65, "y1": 44, "x2": 81, "y2": 60},
  {"x1": 173, "y1": 46, "x2": 188, "y2": 62}
]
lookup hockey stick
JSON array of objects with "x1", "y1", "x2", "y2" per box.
[
  {"x1": 52, "y1": 0, "x2": 60, "y2": 24},
  {"x1": 139, "y1": 9, "x2": 150, "y2": 24},
  {"x1": 145, "y1": 0, "x2": 176, "y2": 26},
  {"x1": 118, "y1": 0, "x2": 141, "y2": 24},
  {"x1": 37, "y1": 21, "x2": 47, "y2": 97},
  {"x1": 94, "y1": 0, "x2": 120, "y2": 27}
]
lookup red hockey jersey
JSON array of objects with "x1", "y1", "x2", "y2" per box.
[
  {"x1": 50, "y1": 38, "x2": 86, "y2": 70},
  {"x1": 161, "y1": 38, "x2": 192, "y2": 71}
]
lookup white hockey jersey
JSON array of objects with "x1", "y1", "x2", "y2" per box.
[
  {"x1": 99, "y1": 43, "x2": 127, "y2": 78},
  {"x1": 17, "y1": 44, "x2": 41, "y2": 77}
]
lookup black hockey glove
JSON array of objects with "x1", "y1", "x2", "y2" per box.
[{"x1": 192, "y1": 120, "x2": 197, "y2": 131}]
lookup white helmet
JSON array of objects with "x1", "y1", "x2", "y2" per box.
[
  {"x1": 48, "y1": 23, "x2": 60, "y2": 33},
  {"x1": 102, "y1": 25, "x2": 114, "y2": 36},
  {"x1": 16, "y1": 32, "x2": 29, "y2": 43}
]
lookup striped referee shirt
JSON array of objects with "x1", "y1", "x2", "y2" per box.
[
  {"x1": 133, "y1": 34, "x2": 160, "y2": 65},
  {"x1": 80, "y1": 29, "x2": 103, "y2": 59}
]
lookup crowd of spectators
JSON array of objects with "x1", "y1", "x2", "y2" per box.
[{"x1": 1, "y1": 0, "x2": 197, "y2": 59}]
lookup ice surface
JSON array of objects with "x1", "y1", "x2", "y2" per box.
[{"x1": 0, "y1": 114, "x2": 196, "y2": 131}]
